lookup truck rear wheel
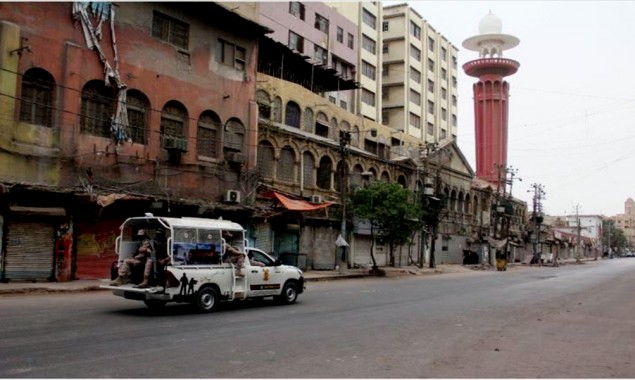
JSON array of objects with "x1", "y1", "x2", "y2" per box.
[
  {"x1": 196, "y1": 286, "x2": 218, "y2": 313},
  {"x1": 276, "y1": 282, "x2": 298, "y2": 305}
]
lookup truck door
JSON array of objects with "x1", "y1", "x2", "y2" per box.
[{"x1": 246, "y1": 248, "x2": 282, "y2": 297}]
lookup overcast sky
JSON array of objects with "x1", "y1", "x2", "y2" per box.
[{"x1": 384, "y1": 1, "x2": 635, "y2": 216}]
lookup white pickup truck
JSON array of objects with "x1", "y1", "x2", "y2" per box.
[{"x1": 100, "y1": 215, "x2": 304, "y2": 312}]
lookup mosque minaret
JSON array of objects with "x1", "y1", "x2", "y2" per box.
[{"x1": 462, "y1": 11, "x2": 520, "y2": 186}]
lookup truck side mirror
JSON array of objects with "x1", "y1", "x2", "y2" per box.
[{"x1": 274, "y1": 259, "x2": 282, "y2": 266}]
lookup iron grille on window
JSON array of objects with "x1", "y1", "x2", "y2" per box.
[
  {"x1": 160, "y1": 103, "x2": 186, "y2": 148},
  {"x1": 152, "y1": 11, "x2": 189, "y2": 50},
  {"x1": 19, "y1": 68, "x2": 54, "y2": 127},
  {"x1": 278, "y1": 147, "x2": 295, "y2": 182},
  {"x1": 197, "y1": 113, "x2": 220, "y2": 158},
  {"x1": 80, "y1": 81, "x2": 115, "y2": 138},
  {"x1": 257, "y1": 142, "x2": 274, "y2": 178},
  {"x1": 126, "y1": 90, "x2": 148, "y2": 144},
  {"x1": 285, "y1": 102, "x2": 301, "y2": 128}
]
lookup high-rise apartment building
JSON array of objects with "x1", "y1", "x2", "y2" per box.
[
  {"x1": 381, "y1": 4, "x2": 459, "y2": 147},
  {"x1": 328, "y1": 2, "x2": 383, "y2": 123},
  {"x1": 258, "y1": 2, "x2": 359, "y2": 112}
]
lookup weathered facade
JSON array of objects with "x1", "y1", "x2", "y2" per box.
[{"x1": 0, "y1": 2, "x2": 267, "y2": 281}]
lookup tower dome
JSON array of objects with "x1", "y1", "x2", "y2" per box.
[
  {"x1": 462, "y1": 11, "x2": 519, "y2": 58},
  {"x1": 478, "y1": 11, "x2": 502, "y2": 34}
]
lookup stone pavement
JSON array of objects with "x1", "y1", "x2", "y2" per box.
[{"x1": 0, "y1": 259, "x2": 595, "y2": 295}]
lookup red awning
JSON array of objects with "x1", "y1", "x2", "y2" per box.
[{"x1": 272, "y1": 192, "x2": 334, "y2": 211}]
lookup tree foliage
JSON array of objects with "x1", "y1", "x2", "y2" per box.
[
  {"x1": 602, "y1": 219, "x2": 628, "y2": 252},
  {"x1": 349, "y1": 182, "x2": 422, "y2": 265}
]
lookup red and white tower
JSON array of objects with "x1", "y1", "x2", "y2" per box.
[{"x1": 462, "y1": 12, "x2": 520, "y2": 186}]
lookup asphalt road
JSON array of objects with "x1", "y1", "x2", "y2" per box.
[{"x1": 1, "y1": 259, "x2": 634, "y2": 378}]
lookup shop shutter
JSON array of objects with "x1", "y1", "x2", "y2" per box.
[
  {"x1": 4, "y1": 219, "x2": 55, "y2": 281},
  {"x1": 254, "y1": 224, "x2": 271, "y2": 254},
  {"x1": 75, "y1": 218, "x2": 121, "y2": 280}
]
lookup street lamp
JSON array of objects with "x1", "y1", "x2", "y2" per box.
[{"x1": 338, "y1": 128, "x2": 377, "y2": 273}]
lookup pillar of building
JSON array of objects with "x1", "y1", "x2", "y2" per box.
[{"x1": 462, "y1": 12, "x2": 520, "y2": 186}]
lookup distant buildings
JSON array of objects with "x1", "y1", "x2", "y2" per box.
[{"x1": 610, "y1": 198, "x2": 635, "y2": 248}]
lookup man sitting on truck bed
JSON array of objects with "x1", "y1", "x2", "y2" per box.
[{"x1": 110, "y1": 229, "x2": 168, "y2": 288}]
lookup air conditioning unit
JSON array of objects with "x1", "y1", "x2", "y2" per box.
[
  {"x1": 225, "y1": 152, "x2": 245, "y2": 163},
  {"x1": 162, "y1": 135, "x2": 188, "y2": 152},
  {"x1": 310, "y1": 195, "x2": 323, "y2": 204},
  {"x1": 224, "y1": 190, "x2": 241, "y2": 203}
]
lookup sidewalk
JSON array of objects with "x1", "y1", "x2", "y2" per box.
[{"x1": 0, "y1": 259, "x2": 595, "y2": 295}]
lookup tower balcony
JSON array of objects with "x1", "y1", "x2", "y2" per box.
[{"x1": 463, "y1": 58, "x2": 520, "y2": 78}]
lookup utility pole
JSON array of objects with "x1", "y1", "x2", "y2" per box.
[
  {"x1": 338, "y1": 128, "x2": 377, "y2": 273},
  {"x1": 338, "y1": 130, "x2": 352, "y2": 273},
  {"x1": 574, "y1": 204, "x2": 582, "y2": 263},
  {"x1": 529, "y1": 183, "x2": 545, "y2": 265},
  {"x1": 419, "y1": 142, "x2": 438, "y2": 269}
]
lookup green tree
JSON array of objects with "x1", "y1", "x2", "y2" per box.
[
  {"x1": 350, "y1": 182, "x2": 422, "y2": 270},
  {"x1": 602, "y1": 219, "x2": 628, "y2": 253}
]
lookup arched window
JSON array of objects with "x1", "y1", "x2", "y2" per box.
[
  {"x1": 303, "y1": 107, "x2": 314, "y2": 133},
  {"x1": 465, "y1": 194, "x2": 472, "y2": 215},
  {"x1": 450, "y1": 189, "x2": 457, "y2": 212},
  {"x1": 350, "y1": 164, "x2": 363, "y2": 187},
  {"x1": 473, "y1": 195, "x2": 480, "y2": 216},
  {"x1": 315, "y1": 112, "x2": 329, "y2": 137},
  {"x1": 272, "y1": 96, "x2": 282, "y2": 123},
  {"x1": 197, "y1": 110, "x2": 221, "y2": 158},
  {"x1": 223, "y1": 118, "x2": 244, "y2": 152},
  {"x1": 351, "y1": 125, "x2": 360, "y2": 147},
  {"x1": 257, "y1": 141, "x2": 274, "y2": 178},
  {"x1": 330, "y1": 117, "x2": 338, "y2": 139},
  {"x1": 380, "y1": 171, "x2": 390, "y2": 182},
  {"x1": 20, "y1": 67, "x2": 54, "y2": 127},
  {"x1": 303, "y1": 151, "x2": 315, "y2": 188},
  {"x1": 80, "y1": 80, "x2": 115, "y2": 137},
  {"x1": 341, "y1": 120, "x2": 350, "y2": 132},
  {"x1": 277, "y1": 146, "x2": 295, "y2": 182},
  {"x1": 398, "y1": 175, "x2": 407, "y2": 188},
  {"x1": 256, "y1": 90, "x2": 271, "y2": 119},
  {"x1": 317, "y1": 156, "x2": 333, "y2": 190},
  {"x1": 126, "y1": 89, "x2": 150, "y2": 144},
  {"x1": 160, "y1": 100, "x2": 187, "y2": 148},
  {"x1": 285, "y1": 101, "x2": 301, "y2": 128}
]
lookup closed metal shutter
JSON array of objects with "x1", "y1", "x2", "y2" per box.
[
  {"x1": 254, "y1": 223, "x2": 271, "y2": 254},
  {"x1": 353, "y1": 235, "x2": 373, "y2": 267},
  {"x1": 75, "y1": 218, "x2": 121, "y2": 280},
  {"x1": 4, "y1": 219, "x2": 55, "y2": 281}
]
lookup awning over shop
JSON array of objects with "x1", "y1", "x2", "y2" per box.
[{"x1": 272, "y1": 192, "x2": 334, "y2": 211}]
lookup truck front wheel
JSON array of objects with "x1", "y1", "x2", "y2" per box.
[
  {"x1": 196, "y1": 286, "x2": 218, "y2": 313},
  {"x1": 276, "y1": 282, "x2": 298, "y2": 305}
]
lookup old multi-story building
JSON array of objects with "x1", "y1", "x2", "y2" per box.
[
  {"x1": 0, "y1": 2, "x2": 267, "y2": 281},
  {"x1": 381, "y1": 3, "x2": 459, "y2": 147}
]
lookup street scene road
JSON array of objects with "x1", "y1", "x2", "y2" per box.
[{"x1": 1, "y1": 259, "x2": 633, "y2": 378}]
